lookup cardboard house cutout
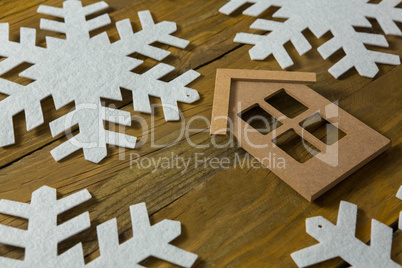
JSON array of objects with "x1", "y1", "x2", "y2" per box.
[{"x1": 210, "y1": 69, "x2": 390, "y2": 201}]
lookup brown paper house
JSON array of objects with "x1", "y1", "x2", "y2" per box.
[{"x1": 210, "y1": 69, "x2": 390, "y2": 201}]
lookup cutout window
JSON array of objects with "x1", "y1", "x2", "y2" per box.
[
  {"x1": 265, "y1": 89, "x2": 308, "y2": 118},
  {"x1": 273, "y1": 129, "x2": 320, "y2": 163},
  {"x1": 238, "y1": 104, "x2": 282, "y2": 135},
  {"x1": 300, "y1": 113, "x2": 346, "y2": 145}
]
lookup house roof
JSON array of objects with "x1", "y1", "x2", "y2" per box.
[{"x1": 210, "y1": 69, "x2": 316, "y2": 135}]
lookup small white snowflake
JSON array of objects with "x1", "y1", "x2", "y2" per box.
[
  {"x1": 291, "y1": 201, "x2": 401, "y2": 267},
  {"x1": 0, "y1": 0, "x2": 200, "y2": 163},
  {"x1": 0, "y1": 186, "x2": 197, "y2": 267},
  {"x1": 220, "y1": 0, "x2": 402, "y2": 78}
]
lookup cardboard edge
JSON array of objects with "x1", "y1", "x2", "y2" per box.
[
  {"x1": 210, "y1": 69, "x2": 232, "y2": 135},
  {"x1": 217, "y1": 69, "x2": 317, "y2": 83}
]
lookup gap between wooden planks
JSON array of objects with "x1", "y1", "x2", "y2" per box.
[{"x1": 0, "y1": 0, "x2": 401, "y2": 267}]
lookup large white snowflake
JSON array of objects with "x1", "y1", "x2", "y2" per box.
[
  {"x1": 220, "y1": 0, "x2": 402, "y2": 78},
  {"x1": 0, "y1": 186, "x2": 197, "y2": 267},
  {"x1": 0, "y1": 0, "x2": 200, "y2": 163},
  {"x1": 291, "y1": 201, "x2": 401, "y2": 267}
]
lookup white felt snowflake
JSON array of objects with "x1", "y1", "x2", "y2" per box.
[
  {"x1": 220, "y1": 0, "x2": 402, "y2": 78},
  {"x1": 0, "y1": 186, "x2": 197, "y2": 267},
  {"x1": 291, "y1": 201, "x2": 401, "y2": 267},
  {"x1": 0, "y1": 0, "x2": 200, "y2": 163}
]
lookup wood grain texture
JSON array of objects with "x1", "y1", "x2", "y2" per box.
[{"x1": 0, "y1": 0, "x2": 401, "y2": 267}]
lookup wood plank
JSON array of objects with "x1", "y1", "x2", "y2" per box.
[
  {"x1": 0, "y1": 47, "x2": 400, "y2": 266},
  {"x1": 0, "y1": 0, "x2": 401, "y2": 167},
  {"x1": 0, "y1": 0, "x2": 401, "y2": 266}
]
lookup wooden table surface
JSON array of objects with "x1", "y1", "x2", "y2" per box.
[{"x1": 0, "y1": 0, "x2": 401, "y2": 267}]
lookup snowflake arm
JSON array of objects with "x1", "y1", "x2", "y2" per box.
[
  {"x1": 114, "y1": 11, "x2": 200, "y2": 121},
  {"x1": 121, "y1": 64, "x2": 200, "y2": 121},
  {"x1": 364, "y1": 0, "x2": 402, "y2": 36},
  {"x1": 113, "y1": 11, "x2": 190, "y2": 61},
  {"x1": 221, "y1": 0, "x2": 402, "y2": 78},
  {"x1": 0, "y1": 186, "x2": 197, "y2": 267},
  {"x1": 0, "y1": 24, "x2": 45, "y2": 64},
  {"x1": 0, "y1": 25, "x2": 49, "y2": 146},
  {"x1": 38, "y1": 0, "x2": 111, "y2": 41},
  {"x1": 219, "y1": 0, "x2": 282, "y2": 16},
  {"x1": 0, "y1": 186, "x2": 91, "y2": 267},
  {"x1": 86, "y1": 203, "x2": 197, "y2": 268},
  {"x1": 291, "y1": 201, "x2": 400, "y2": 267},
  {"x1": 235, "y1": 17, "x2": 311, "y2": 68},
  {"x1": 49, "y1": 102, "x2": 136, "y2": 163},
  {"x1": 319, "y1": 28, "x2": 400, "y2": 78}
]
